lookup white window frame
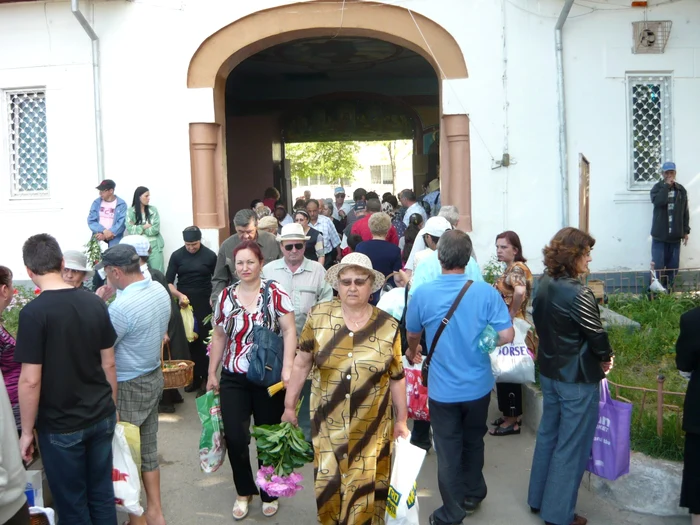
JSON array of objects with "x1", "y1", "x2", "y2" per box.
[
  {"x1": 626, "y1": 74, "x2": 673, "y2": 190},
  {"x1": 3, "y1": 87, "x2": 49, "y2": 200}
]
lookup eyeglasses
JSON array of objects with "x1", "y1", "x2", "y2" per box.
[
  {"x1": 338, "y1": 276, "x2": 371, "y2": 287},
  {"x1": 283, "y1": 243, "x2": 305, "y2": 251}
]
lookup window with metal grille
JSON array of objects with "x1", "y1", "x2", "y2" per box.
[
  {"x1": 6, "y1": 90, "x2": 48, "y2": 198},
  {"x1": 628, "y1": 75, "x2": 672, "y2": 188},
  {"x1": 370, "y1": 164, "x2": 392, "y2": 185}
]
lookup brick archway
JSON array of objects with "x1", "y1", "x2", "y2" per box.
[{"x1": 187, "y1": 1, "x2": 472, "y2": 236}]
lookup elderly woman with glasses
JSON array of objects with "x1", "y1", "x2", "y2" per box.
[
  {"x1": 282, "y1": 253, "x2": 409, "y2": 525},
  {"x1": 294, "y1": 210, "x2": 325, "y2": 266}
]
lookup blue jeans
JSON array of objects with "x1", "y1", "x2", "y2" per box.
[
  {"x1": 38, "y1": 413, "x2": 117, "y2": 525},
  {"x1": 651, "y1": 239, "x2": 681, "y2": 288},
  {"x1": 528, "y1": 376, "x2": 600, "y2": 525}
]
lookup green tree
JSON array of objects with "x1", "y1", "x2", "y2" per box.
[{"x1": 285, "y1": 141, "x2": 360, "y2": 185}]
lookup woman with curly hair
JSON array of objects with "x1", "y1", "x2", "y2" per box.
[{"x1": 527, "y1": 227, "x2": 614, "y2": 525}]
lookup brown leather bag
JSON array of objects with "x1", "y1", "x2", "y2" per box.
[{"x1": 421, "y1": 280, "x2": 473, "y2": 387}]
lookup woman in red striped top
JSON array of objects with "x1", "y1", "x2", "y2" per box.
[
  {"x1": 0, "y1": 266, "x2": 21, "y2": 432},
  {"x1": 207, "y1": 240, "x2": 297, "y2": 520}
]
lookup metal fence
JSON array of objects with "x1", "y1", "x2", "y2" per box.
[
  {"x1": 608, "y1": 375, "x2": 686, "y2": 437},
  {"x1": 585, "y1": 267, "x2": 700, "y2": 296}
]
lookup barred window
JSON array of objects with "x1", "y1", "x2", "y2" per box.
[
  {"x1": 370, "y1": 164, "x2": 392, "y2": 185},
  {"x1": 628, "y1": 75, "x2": 672, "y2": 188},
  {"x1": 6, "y1": 90, "x2": 48, "y2": 198}
]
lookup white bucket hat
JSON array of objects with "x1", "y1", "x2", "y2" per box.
[
  {"x1": 276, "y1": 223, "x2": 310, "y2": 242},
  {"x1": 63, "y1": 250, "x2": 94, "y2": 279},
  {"x1": 325, "y1": 253, "x2": 386, "y2": 293}
]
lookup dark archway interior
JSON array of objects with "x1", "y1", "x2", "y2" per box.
[{"x1": 224, "y1": 36, "x2": 439, "y2": 218}]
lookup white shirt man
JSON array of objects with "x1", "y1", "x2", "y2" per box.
[
  {"x1": 264, "y1": 223, "x2": 332, "y2": 442},
  {"x1": 400, "y1": 189, "x2": 428, "y2": 226},
  {"x1": 332, "y1": 187, "x2": 353, "y2": 221}
]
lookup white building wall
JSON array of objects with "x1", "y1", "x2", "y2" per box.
[{"x1": 0, "y1": 0, "x2": 698, "y2": 279}]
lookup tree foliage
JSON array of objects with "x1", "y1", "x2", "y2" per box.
[{"x1": 286, "y1": 141, "x2": 360, "y2": 185}]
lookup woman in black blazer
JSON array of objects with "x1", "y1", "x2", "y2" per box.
[{"x1": 676, "y1": 307, "x2": 700, "y2": 524}]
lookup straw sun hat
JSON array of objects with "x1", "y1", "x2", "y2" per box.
[{"x1": 325, "y1": 253, "x2": 386, "y2": 293}]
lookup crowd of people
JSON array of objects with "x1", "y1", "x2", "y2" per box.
[{"x1": 0, "y1": 173, "x2": 697, "y2": 525}]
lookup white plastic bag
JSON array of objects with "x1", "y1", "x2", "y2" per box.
[
  {"x1": 490, "y1": 318, "x2": 535, "y2": 384},
  {"x1": 649, "y1": 270, "x2": 667, "y2": 293},
  {"x1": 112, "y1": 423, "x2": 144, "y2": 516},
  {"x1": 385, "y1": 437, "x2": 426, "y2": 525}
]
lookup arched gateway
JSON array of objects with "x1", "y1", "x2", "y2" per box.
[{"x1": 187, "y1": 1, "x2": 471, "y2": 239}]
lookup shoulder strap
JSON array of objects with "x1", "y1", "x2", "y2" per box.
[
  {"x1": 261, "y1": 279, "x2": 273, "y2": 325},
  {"x1": 423, "y1": 280, "x2": 473, "y2": 367}
]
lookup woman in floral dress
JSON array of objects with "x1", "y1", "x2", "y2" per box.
[
  {"x1": 489, "y1": 231, "x2": 537, "y2": 436},
  {"x1": 282, "y1": 253, "x2": 409, "y2": 525}
]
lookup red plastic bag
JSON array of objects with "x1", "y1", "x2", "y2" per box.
[{"x1": 403, "y1": 357, "x2": 429, "y2": 421}]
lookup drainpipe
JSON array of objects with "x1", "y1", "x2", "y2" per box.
[
  {"x1": 71, "y1": 0, "x2": 105, "y2": 183},
  {"x1": 555, "y1": 0, "x2": 575, "y2": 228}
]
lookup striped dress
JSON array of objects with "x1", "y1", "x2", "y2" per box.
[
  {"x1": 300, "y1": 301, "x2": 404, "y2": 525},
  {"x1": 0, "y1": 325, "x2": 21, "y2": 430}
]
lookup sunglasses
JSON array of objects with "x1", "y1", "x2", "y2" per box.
[
  {"x1": 338, "y1": 276, "x2": 371, "y2": 287},
  {"x1": 283, "y1": 243, "x2": 305, "y2": 251}
]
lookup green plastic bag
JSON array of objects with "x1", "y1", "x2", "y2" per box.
[{"x1": 196, "y1": 390, "x2": 226, "y2": 473}]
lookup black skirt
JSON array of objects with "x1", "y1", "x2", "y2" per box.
[{"x1": 681, "y1": 432, "x2": 700, "y2": 514}]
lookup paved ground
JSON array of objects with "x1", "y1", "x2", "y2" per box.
[{"x1": 118, "y1": 391, "x2": 691, "y2": 525}]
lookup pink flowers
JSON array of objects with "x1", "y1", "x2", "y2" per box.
[{"x1": 255, "y1": 465, "x2": 304, "y2": 498}]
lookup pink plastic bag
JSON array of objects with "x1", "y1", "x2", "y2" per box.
[{"x1": 403, "y1": 357, "x2": 429, "y2": 421}]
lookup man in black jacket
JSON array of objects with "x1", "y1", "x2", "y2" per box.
[{"x1": 650, "y1": 161, "x2": 690, "y2": 288}]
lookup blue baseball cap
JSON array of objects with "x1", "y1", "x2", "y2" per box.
[
  {"x1": 661, "y1": 161, "x2": 676, "y2": 172},
  {"x1": 334, "y1": 187, "x2": 346, "y2": 195}
]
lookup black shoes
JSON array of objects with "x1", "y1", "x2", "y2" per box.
[
  {"x1": 462, "y1": 497, "x2": 482, "y2": 515},
  {"x1": 184, "y1": 378, "x2": 201, "y2": 393}
]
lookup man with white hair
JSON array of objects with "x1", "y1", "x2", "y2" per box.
[{"x1": 262, "y1": 223, "x2": 333, "y2": 442}]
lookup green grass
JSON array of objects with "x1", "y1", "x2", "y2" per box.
[{"x1": 604, "y1": 292, "x2": 695, "y2": 460}]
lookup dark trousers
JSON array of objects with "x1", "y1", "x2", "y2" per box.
[
  {"x1": 5, "y1": 502, "x2": 30, "y2": 525},
  {"x1": 182, "y1": 289, "x2": 212, "y2": 380},
  {"x1": 297, "y1": 379, "x2": 312, "y2": 442},
  {"x1": 411, "y1": 420, "x2": 432, "y2": 450},
  {"x1": 652, "y1": 239, "x2": 681, "y2": 288},
  {"x1": 37, "y1": 413, "x2": 117, "y2": 525},
  {"x1": 430, "y1": 393, "x2": 490, "y2": 524},
  {"x1": 496, "y1": 382, "x2": 523, "y2": 418},
  {"x1": 219, "y1": 370, "x2": 285, "y2": 502}
]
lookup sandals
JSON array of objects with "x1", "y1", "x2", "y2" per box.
[
  {"x1": 232, "y1": 496, "x2": 252, "y2": 520},
  {"x1": 491, "y1": 416, "x2": 522, "y2": 426},
  {"x1": 489, "y1": 422, "x2": 521, "y2": 436},
  {"x1": 262, "y1": 500, "x2": 279, "y2": 518}
]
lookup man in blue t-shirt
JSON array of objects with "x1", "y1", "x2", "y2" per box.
[{"x1": 406, "y1": 230, "x2": 513, "y2": 525}]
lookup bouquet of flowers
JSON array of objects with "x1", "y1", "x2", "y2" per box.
[
  {"x1": 251, "y1": 407, "x2": 313, "y2": 498},
  {"x1": 85, "y1": 235, "x2": 103, "y2": 266}
]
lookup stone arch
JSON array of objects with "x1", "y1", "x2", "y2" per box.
[
  {"x1": 187, "y1": 1, "x2": 472, "y2": 235},
  {"x1": 187, "y1": 2, "x2": 468, "y2": 89}
]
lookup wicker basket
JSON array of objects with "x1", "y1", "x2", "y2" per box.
[{"x1": 161, "y1": 342, "x2": 194, "y2": 390}]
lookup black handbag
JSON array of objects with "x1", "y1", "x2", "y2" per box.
[
  {"x1": 246, "y1": 280, "x2": 284, "y2": 387},
  {"x1": 421, "y1": 280, "x2": 473, "y2": 387}
]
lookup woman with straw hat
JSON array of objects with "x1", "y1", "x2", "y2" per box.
[{"x1": 282, "y1": 253, "x2": 409, "y2": 524}]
